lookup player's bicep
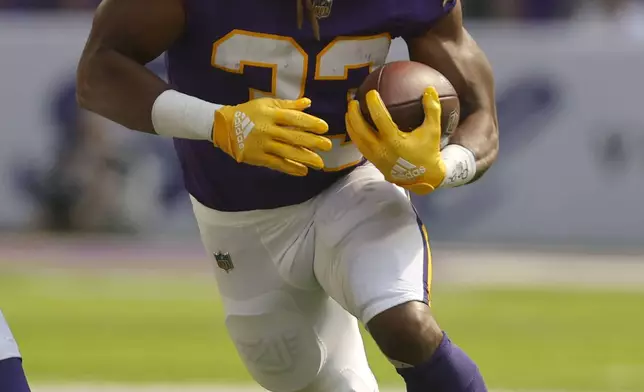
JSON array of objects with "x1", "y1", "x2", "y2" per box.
[
  {"x1": 77, "y1": 0, "x2": 185, "y2": 133},
  {"x1": 84, "y1": 0, "x2": 185, "y2": 64},
  {"x1": 404, "y1": 0, "x2": 495, "y2": 116}
]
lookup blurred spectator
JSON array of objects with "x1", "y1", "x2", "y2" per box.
[
  {"x1": 15, "y1": 80, "x2": 133, "y2": 233},
  {"x1": 575, "y1": 0, "x2": 644, "y2": 20},
  {"x1": 0, "y1": 0, "x2": 99, "y2": 9},
  {"x1": 14, "y1": 60, "x2": 184, "y2": 234},
  {"x1": 574, "y1": 0, "x2": 644, "y2": 38},
  {"x1": 463, "y1": 0, "x2": 576, "y2": 20}
]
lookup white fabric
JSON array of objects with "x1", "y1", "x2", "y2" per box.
[
  {"x1": 151, "y1": 89, "x2": 221, "y2": 141},
  {"x1": 439, "y1": 144, "x2": 477, "y2": 188},
  {"x1": 0, "y1": 310, "x2": 21, "y2": 361},
  {"x1": 191, "y1": 163, "x2": 430, "y2": 392}
]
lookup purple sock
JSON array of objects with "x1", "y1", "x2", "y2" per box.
[
  {"x1": 397, "y1": 332, "x2": 487, "y2": 392},
  {"x1": 0, "y1": 358, "x2": 31, "y2": 392}
]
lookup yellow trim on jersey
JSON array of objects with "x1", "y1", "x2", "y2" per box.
[{"x1": 421, "y1": 223, "x2": 433, "y2": 304}]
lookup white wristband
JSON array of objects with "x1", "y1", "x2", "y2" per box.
[
  {"x1": 151, "y1": 89, "x2": 222, "y2": 141},
  {"x1": 439, "y1": 144, "x2": 477, "y2": 188}
]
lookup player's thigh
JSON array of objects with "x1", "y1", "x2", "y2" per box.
[
  {"x1": 191, "y1": 197, "x2": 377, "y2": 392},
  {"x1": 313, "y1": 164, "x2": 431, "y2": 324}
]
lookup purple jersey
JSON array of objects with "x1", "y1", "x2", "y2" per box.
[{"x1": 167, "y1": 0, "x2": 456, "y2": 211}]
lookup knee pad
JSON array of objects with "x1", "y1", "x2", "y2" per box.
[{"x1": 225, "y1": 310, "x2": 327, "y2": 392}]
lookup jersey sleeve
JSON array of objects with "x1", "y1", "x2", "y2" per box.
[{"x1": 395, "y1": 0, "x2": 457, "y2": 39}]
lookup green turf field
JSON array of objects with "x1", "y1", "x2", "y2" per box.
[{"x1": 1, "y1": 271, "x2": 643, "y2": 391}]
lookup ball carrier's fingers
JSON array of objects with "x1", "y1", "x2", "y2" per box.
[
  {"x1": 364, "y1": 90, "x2": 401, "y2": 142},
  {"x1": 418, "y1": 87, "x2": 443, "y2": 144},
  {"x1": 264, "y1": 140, "x2": 325, "y2": 171},
  {"x1": 271, "y1": 98, "x2": 329, "y2": 134},
  {"x1": 267, "y1": 125, "x2": 332, "y2": 152},
  {"x1": 273, "y1": 97, "x2": 313, "y2": 111},
  {"x1": 346, "y1": 100, "x2": 380, "y2": 152}
]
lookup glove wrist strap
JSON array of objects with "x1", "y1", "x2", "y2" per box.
[
  {"x1": 151, "y1": 89, "x2": 222, "y2": 141},
  {"x1": 439, "y1": 144, "x2": 477, "y2": 188}
]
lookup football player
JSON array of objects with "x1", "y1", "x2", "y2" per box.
[
  {"x1": 0, "y1": 311, "x2": 31, "y2": 391},
  {"x1": 77, "y1": 0, "x2": 498, "y2": 390}
]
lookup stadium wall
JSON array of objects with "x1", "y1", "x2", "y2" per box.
[{"x1": 0, "y1": 14, "x2": 643, "y2": 248}]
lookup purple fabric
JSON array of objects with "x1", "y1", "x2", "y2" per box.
[
  {"x1": 397, "y1": 332, "x2": 487, "y2": 392},
  {"x1": 168, "y1": 0, "x2": 455, "y2": 211}
]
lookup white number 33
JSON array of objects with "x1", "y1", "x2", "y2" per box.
[{"x1": 211, "y1": 29, "x2": 391, "y2": 171}]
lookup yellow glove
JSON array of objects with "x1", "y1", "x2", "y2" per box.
[
  {"x1": 213, "y1": 98, "x2": 332, "y2": 176},
  {"x1": 345, "y1": 87, "x2": 446, "y2": 195}
]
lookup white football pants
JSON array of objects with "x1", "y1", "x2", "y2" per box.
[{"x1": 191, "y1": 163, "x2": 432, "y2": 392}]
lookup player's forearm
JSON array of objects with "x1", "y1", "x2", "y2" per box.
[
  {"x1": 432, "y1": 33, "x2": 499, "y2": 182},
  {"x1": 405, "y1": 0, "x2": 499, "y2": 184},
  {"x1": 449, "y1": 107, "x2": 498, "y2": 180},
  {"x1": 77, "y1": 49, "x2": 220, "y2": 141},
  {"x1": 421, "y1": 36, "x2": 499, "y2": 183},
  {"x1": 444, "y1": 29, "x2": 499, "y2": 180},
  {"x1": 76, "y1": 48, "x2": 169, "y2": 134}
]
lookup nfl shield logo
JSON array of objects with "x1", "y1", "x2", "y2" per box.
[
  {"x1": 214, "y1": 251, "x2": 234, "y2": 273},
  {"x1": 312, "y1": 0, "x2": 333, "y2": 19}
]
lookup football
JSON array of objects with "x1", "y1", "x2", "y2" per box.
[{"x1": 356, "y1": 60, "x2": 460, "y2": 145}]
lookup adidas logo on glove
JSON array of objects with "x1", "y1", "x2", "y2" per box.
[
  {"x1": 233, "y1": 111, "x2": 255, "y2": 151},
  {"x1": 390, "y1": 157, "x2": 426, "y2": 180}
]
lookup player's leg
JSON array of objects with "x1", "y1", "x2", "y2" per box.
[
  {"x1": 190, "y1": 197, "x2": 377, "y2": 392},
  {"x1": 0, "y1": 311, "x2": 31, "y2": 392},
  {"x1": 314, "y1": 164, "x2": 487, "y2": 392}
]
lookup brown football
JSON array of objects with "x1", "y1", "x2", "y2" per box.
[{"x1": 356, "y1": 61, "x2": 460, "y2": 145}]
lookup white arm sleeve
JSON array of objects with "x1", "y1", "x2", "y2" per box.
[
  {"x1": 151, "y1": 89, "x2": 223, "y2": 141},
  {"x1": 0, "y1": 311, "x2": 21, "y2": 360}
]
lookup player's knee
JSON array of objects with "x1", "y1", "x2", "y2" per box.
[
  {"x1": 366, "y1": 301, "x2": 443, "y2": 366},
  {"x1": 225, "y1": 312, "x2": 326, "y2": 392}
]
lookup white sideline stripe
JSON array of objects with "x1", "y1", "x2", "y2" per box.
[{"x1": 32, "y1": 385, "x2": 610, "y2": 392}]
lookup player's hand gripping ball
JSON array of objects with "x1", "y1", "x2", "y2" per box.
[
  {"x1": 214, "y1": 97, "x2": 332, "y2": 176},
  {"x1": 346, "y1": 61, "x2": 460, "y2": 195}
]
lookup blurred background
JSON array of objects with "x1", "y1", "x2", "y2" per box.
[{"x1": 1, "y1": 0, "x2": 644, "y2": 391}]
